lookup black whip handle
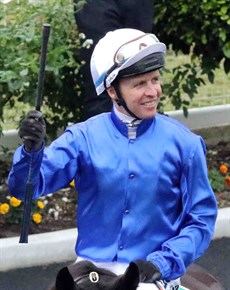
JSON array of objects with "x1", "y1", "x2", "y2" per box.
[
  {"x1": 35, "y1": 23, "x2": 51, "y2": 111},
  {"x1": 19, "y1": 24, "x2": 51, "y2": 243}
]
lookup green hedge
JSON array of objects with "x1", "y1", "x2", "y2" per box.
[
  {"x1": 0, "y1": 0, "x2": 86, "y2": 137},
  {"x1": 154, "y1": 0, "x2": 230, "y2": 115},
  {"x1": 1, "y1": 0, "x2": 229, "y2": 136}
]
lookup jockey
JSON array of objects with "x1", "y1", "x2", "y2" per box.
[{"x1": 8, "y1": 28, "x2": 217, "y2": 290}]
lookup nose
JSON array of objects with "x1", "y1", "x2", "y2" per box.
[{"x1": 144, "y1": 82, "x2": 160, "y2": 96}]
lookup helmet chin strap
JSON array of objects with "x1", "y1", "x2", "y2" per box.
[
  {"x1": 116, "y1": 99, "x2": 141, "y2": 120},
  {"x1": 113, "y1": 83, "x2": 141, "y2": 120}
]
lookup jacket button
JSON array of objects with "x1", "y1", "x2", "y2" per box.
[{"x1": 129, "y1": 174, "x2": 135, "y2": 179}]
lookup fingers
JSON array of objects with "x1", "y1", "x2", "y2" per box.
[
  {"x1": 27, "y1": 110, "x2": 43, "y2": 119},
  {"x1": 19, "y1": 120, "x2": 44, "y2": 142},
  {"x1": 19, "y1": 110, "x2": 46, "y2": 152},
  {"x1": 27, "y1": 110, "x2": 46, "y2": 125},
  {"x1": 22, "y1": 117, "x2": 45, "y2": 134}
]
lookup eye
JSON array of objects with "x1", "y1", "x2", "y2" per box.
[
  {"x1": 152, "y1": 76, "x2": 160, "y2": 83},
  {"x1": 134, "y1": 80, "x2": 145, "y2": 87}
]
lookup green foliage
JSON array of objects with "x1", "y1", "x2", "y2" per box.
[
  {"x1": 0, "y1": 0, "x2": 85, "y2": 137},
  {"x1": 208, "y1": 168, "x2": 226, "y2": 192},
  {"x1": 0, "y1": 0, "x2": 229, "y2": 136},
  {"x1": 0, "y1": 194, "x2": 46, "y2": 225},
  {"x1": 0, "y1": 148, "x2": 77, "y2": 228},
  {"x1": 158, "y1": 62, "x2": 205, "y2": 115},
  {"x1": 155, "y1": 0, "x2": 230, "y2": 111}
]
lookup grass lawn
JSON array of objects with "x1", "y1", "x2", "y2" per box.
[{"x1": 162, "y1": 53, "x2": 230, "y2": 111}]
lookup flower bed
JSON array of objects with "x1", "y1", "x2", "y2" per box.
[{"x1": 0, "y1": 141, "x2": 229, "y2": 238}]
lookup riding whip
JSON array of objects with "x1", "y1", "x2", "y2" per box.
[{"x1": 19, "y1": 23, "x2": 51, "y2": 243}]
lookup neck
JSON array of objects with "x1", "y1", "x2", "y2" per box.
[
  {"x1": 113, "y1": 106, "x2": 142, "y2": 139},
  {"x1": 113, "y1": 106, "x2": 140, "y2": 123}
]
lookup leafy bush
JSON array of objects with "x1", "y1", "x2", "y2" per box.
[
  {"x1": 0, "y1": 0, "x2": 86, "y2": 137},
  {"x1": 0, "y1": 195, "x2": 45, "y2": 225},
  {"x1": 0, "y1": 0, "x2": 229, "y2": 136},
  {"x1": 0, "y1": 147, "x2": 77, "y2": 229},
  {"x1": 209, "y1": 164, "x2": 230, "y2": 192},
  {"x1": 155, "y1": 0, "x2": 230, "y2": 115}
]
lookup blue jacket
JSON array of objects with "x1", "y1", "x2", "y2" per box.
[{"x1": 8, "y1": 110, "x2": 217, "y2": 280}]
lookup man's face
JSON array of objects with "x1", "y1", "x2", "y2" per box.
[{"x1": 109, "y1": 70, "x2": 162, "y2": 119}]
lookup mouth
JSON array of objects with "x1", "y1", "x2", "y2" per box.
[{"x1": 141, "y1": 99, "x2": 158, "y2": 107}]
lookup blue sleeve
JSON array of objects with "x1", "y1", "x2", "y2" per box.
[
  {"x1": 147, "y1": 138, "x2": 218, "y2": 280},
  {"x1": 8, "y1": 128, "x2": 80, "y2": 200}
]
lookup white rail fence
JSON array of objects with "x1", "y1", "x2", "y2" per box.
[{"x1": 0, "y1": 105, "x2": 230, "y2": 153}]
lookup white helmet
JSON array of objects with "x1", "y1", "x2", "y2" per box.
[{"x1": 90, "y1": 28, "x2": 166, "y2": 95}]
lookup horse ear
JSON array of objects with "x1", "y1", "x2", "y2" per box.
[
  {"x1": 119, "y1": 262, "x2": 139, "y2": 290},
  {"x1": 55, "y1": 266, "x2": 75, "y2": 290}
]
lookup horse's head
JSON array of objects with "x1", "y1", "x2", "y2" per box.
[{"x1": 50, "y1": 260, "x2": 139, "y2": 290}]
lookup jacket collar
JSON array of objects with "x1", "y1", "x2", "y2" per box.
[{"x1": 110, "y1": 108, "x2": 154, "y2": 138}]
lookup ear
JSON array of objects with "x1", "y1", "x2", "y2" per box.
[
  {"x1": 106, "y1": 86, "x2": 118, "y2": 101},
  {"x1": 55, "y1": 267, "x2": 75, "y2": 290},
  {"x1": 118, "y1": 262, "x2": 139, "y2": 290}
]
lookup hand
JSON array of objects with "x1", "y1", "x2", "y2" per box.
[
  {"x1": 19, "y1": 110, "x2": 46, "y2": 152},
  {"x1": 134, "y1": 259, "x2": 162, "y2": 283}
]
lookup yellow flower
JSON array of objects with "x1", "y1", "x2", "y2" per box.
[
  {"x1": 69, "y1": 180, "x2": 75, "y2": 187},
  {"x1": 0, "y1": 203, "x2": 10, "y2": 215},
  {"x1": 37, "y1": 200, "x2": 45, "y2": 209},
  {"x1": 32, "y1": 213, "x2": 42, "y2": 224},
  {"x1": 220, "y1": 164, "x2": 228, "y2": 175},
  {"x1": 10, "y1": 197, "x2": 22, "y2": 207}
]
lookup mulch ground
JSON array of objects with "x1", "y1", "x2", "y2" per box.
[{"x1": 0, "y1": 141, "x2": 229, "y2": 238}]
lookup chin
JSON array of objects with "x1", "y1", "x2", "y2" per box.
[{"x1": 140, "y1": 109, "x2": 157, "y2": 119}]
